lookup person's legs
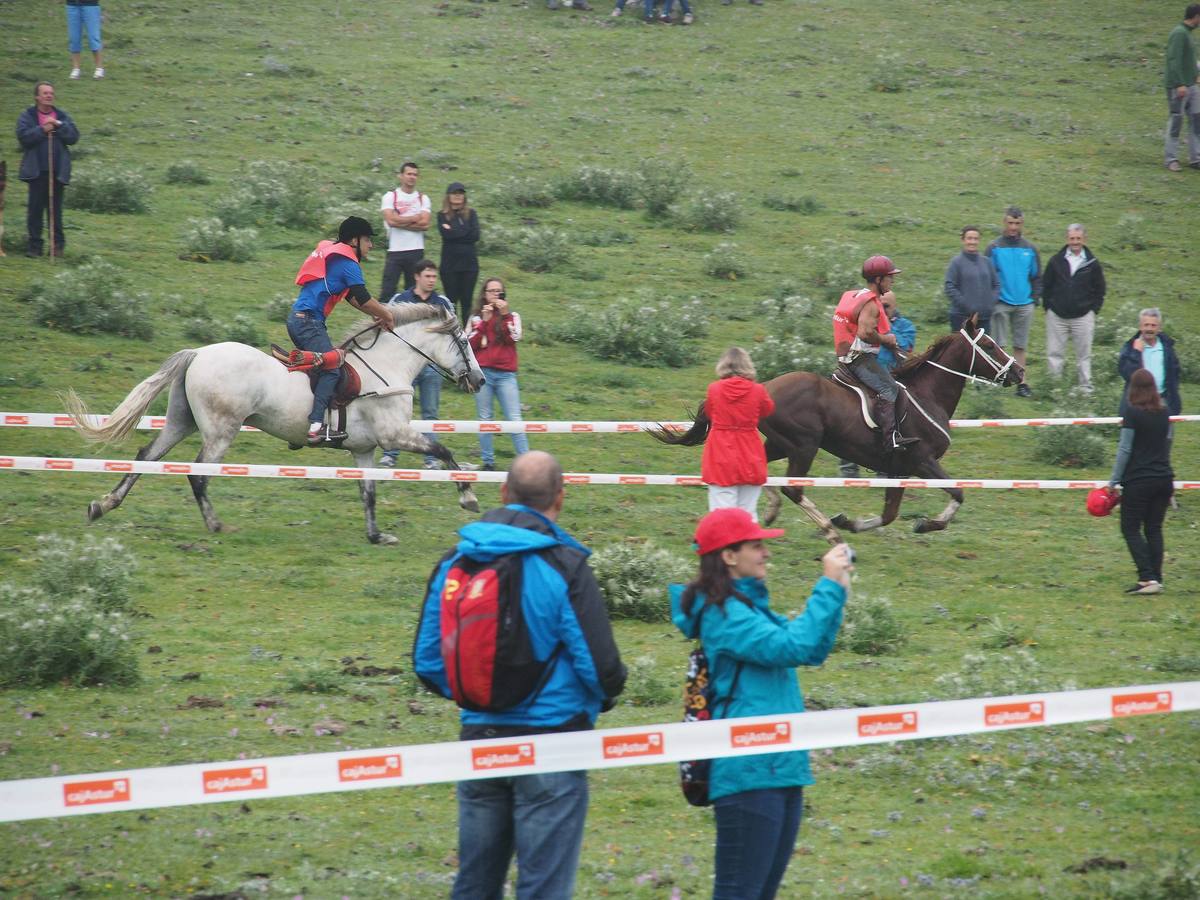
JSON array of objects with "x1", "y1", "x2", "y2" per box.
[
  {"x1": 1010, "y1": 303, "x2": 1033, "y2": 385},
  {"x1": 67, "y1": 4, "x2": 83, "y2": 72},
  {"x1": 1142, "y1": 479, "x2": 1173, "y2": 584},
  {"x1": 1119, "y1": 481, "x2": 1157, "y2": 583},
  {"x1": 286, "y1": 312, "x2": 338, "y2": 428},
  {"x1": 949, "y1": 311, "x2": 967, "y2": 333},
  {"x1": 452, "y1": 777, "x2": 515, "y2": 900},
  {"x1": 1072, "y1": 311, "x2": 1095, "y2": 392},
  {"x1": 415, "y1": 364, "x2": 442, "y2": 466},
  {"x1": 990, "y1": 303, "x2": 1012, "y2": 351},
  {"x1": 713, "y1": 788, "x2": 802, "y2": 900},
  {"x1": 82, "y1": 4, "x2": 103, "y2": 72},
  {"x1": 1165, "y1": 88, "x2": 1185, "y2": 165},
  {"x1": 1044, "y1": 310, "x2": 1068, "y2": 380},
  {"x1": 50, "y1": 179, "x2": 65, "y2": 254},
  {"x1": 511, "y1": 771, "x2": 588, "y2": 899},
  {"x1": 399, "y1": 250, "x2": 423, "y2": 291},
  {"x1": 735, "y1": 485, "x2": 763, "y2": 521},
  {"x1": 380, "y1": 252, "x2": 404, "y2": 302},
  {"x1": 26, "y1": 175, "x2": 48, "y2": 255},
  {"x1": 489, "y1": 370, "x2": 530, "y2": 457},
  {"x1": 474, "y1": 370, "x2": 497, "y2": 465},
  {"x1": 707, "y1": 485, "x2": 737, "y2": 511}
]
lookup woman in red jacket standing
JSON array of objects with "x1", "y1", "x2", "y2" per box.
[
  {"x1": 702, "y1": 347, "x2": 776, "y2": 520},
  {"x1": 467, "y1": 278, "x2": 530, "y2": 471}
]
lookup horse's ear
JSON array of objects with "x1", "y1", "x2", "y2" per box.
[{"x1": 966, "y1": 312, "x2": 979, "y2": 331}]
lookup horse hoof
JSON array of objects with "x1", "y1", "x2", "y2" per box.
[
  {"x1": 460, "y1": 498, "x2": 480, "y2": 514},
  {"x1": 215, "y1": 523, "x2": 239, "y2": 534},
  {"x1": 87, "y1": 501, "x2": 103, "y2": 523},
  {"x1": 830, "y1": 513, "x2": 851, "y2": 530},
  {"x1": 372, "y1": 532, "x2": 399, "y2": 546}
]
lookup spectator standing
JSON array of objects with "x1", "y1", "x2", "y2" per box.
[
  {"x1": 437, "y1": 182, "x2": 480, "y2": 324},
  {"x1": 1164, "y1": 4, "x2": 1200, "y2": 171},
  {"x1": 985, "y1": 207, "x2": 1040, "y2": 397},
  {"x1": 1109, "y1": 369, "x2": 1174, "y2": 594},
  {"x1": 66, "y1": 0, "x2": 104, "y2": 80},
  {"x1": 16, "y1": 81, "x2": 78, "y2": 258},
  {"x1": 379, "y1": 162, "x2": 430, "y2": 300},
  {"x1": 702, "y1": 348, "x2": 775, "y2": 519},
  {"x1": 1118, "y1": 308, "x2": 1183, "y2": 415},
  {"x1": 414, "y1": 450, "x2": 626, "y2": 900},
  {"x1": 380, "y1": 260, "x2": 454, "y2": 468},
  {"x1": 1042, "y1": 224, "x2": 1106, "y2": 394},
  {"x1": 670, "y1": 509, "x2": 852, "y2": 900},
  {"x1": 944, "y1": 225, "x2": 999, "y2": 333},
  {"x1": 468, "y1": 278, "x2": 530, "y2": 471}
]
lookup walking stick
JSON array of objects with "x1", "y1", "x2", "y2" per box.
[{"x1": 46, "y1": 129, "x2": 56, "y2": 262}]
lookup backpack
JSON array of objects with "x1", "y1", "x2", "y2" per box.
[
  {"x1": 679, "y1": 641, "x2": 744, "y2": 807},
  {"x1": 437, "y1": 551, "x2": 559, "y2": 713}
]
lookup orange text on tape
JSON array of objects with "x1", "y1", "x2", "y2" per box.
[
  {"x1": 858, "y1": 711, "x2": 918, "y2": 737},
  {"x1": 1112, "y1": 691, "x2": 1172, "y2": 717},
  {"x1": 471, "y1": 743, "x2": 536, "y2": 771},
  {"x1": 602, "y1": 732, "x2": 664, "y2": 759},
  {"x1": 338, "y1": 754, "x2": 403, "y2": 782},
  {"x1": 63, "y1": 778, "x2": 130, "y2": 808},
  {"x1": 202, "y1": 766, "x2": 268, "y2": 794},
  {"x1": 984, "y1": 701, "x2": 1045, "y2": 727},
  {"x1": 730, "y1": 722, "x2": 791, "y2": 748}
]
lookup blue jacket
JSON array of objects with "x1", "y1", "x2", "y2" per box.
[
  {"x1": 1119, "y1": 332, "x2": 1182, "y2": 415},
  {"x1": 16, "y1": 105, "x2": 79, "y2": 184},
  {"x1": 985, "y1": 235, "x2": 1041, "y2": 307},
  {"x1": 669, "y1": 576, "x2": 846, "y2": 801},
  {"x1": 414, "y1": 505, "x2": 626, "y2": 733},
  {"x1": 878, "y1": 313, "x2": 915, "y2": 371}
]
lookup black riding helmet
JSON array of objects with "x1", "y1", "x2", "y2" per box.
[{"x1": 338, "y1": 216, "x2": 375, "y2": 243}]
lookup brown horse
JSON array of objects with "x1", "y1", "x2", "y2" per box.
[{"x1": 654, "y1": 316, "x2": 1023, "y2": 543}]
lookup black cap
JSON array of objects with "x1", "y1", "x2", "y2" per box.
[
  {"x1": 446, "y1": 182, "x2": 467, "y2": 194},
  {"x1": 338, "y1": 216, "x2": 375, "y2": 242}
]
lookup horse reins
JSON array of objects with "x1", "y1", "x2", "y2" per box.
[
  {"x1": 342, "y1": 316, "x2": 473, "y2": 394},
  {"x1": 921, "y1": 327, "x2": 1017, "y2": 385}
]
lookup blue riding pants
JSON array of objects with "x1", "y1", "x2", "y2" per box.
[{"x1": 287, "y1": 311, "x2": 339, "y2": 425}]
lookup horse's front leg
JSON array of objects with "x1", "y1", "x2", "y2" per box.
[
  {"x1": 378, "y1": 428, "x2": 480, "y2": 516},
  {"x1": 911, "y1": 458, "x2": 964, "y2": 534},
  {"x1": 831, "y1": 485, "x2": 905, "y2": 534},
  {"x1": 353, "y1": 450, "x2": 398, "y2": 546}
]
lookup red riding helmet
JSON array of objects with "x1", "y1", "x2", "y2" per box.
[
  {"x1": 862, "y1": 255, "x2": 901, "y2": 279},
  {"x1": 1086, "y1": 487, "x2": 1121, "y2": 518}
]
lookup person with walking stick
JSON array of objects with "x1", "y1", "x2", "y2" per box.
[{"x1": 16, "y1": 81, "x2": 78, "y2": 258}]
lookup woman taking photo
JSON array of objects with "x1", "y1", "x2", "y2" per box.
[
  {"x1": 702, "y1": 347, "x2": 775, "y2": 520},
  {"x1": 1109, "y1": 367, "x2": 1175, "y2": 595},
  {"x1": 437, "y1": 182, "x2": 480, "y2": 324},
  {"x1": 670, "y1": 508, "x2": 853, "y2": 900},
  {"x1": 467, "y1": 278, "x2": 530, "y2": 471}
]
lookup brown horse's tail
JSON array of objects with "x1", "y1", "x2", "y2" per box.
[{"x1": 650, "y1": 401, "x2": 711, "y2": 446}]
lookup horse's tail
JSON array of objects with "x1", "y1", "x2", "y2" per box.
[
  {"x1": 62, "y1": 349, "x2": 198, "y2": 445},
  {"x1": 650, "y1": 401, "x2": 712, "y2": 447}
]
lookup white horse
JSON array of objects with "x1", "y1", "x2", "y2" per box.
[{"x1": 65, "y1": 303, "x2": 486, "y2": 545}]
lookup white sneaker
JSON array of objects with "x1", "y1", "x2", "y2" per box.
[
  {"x1": 682, "y1": 11, "x2": 693, "y2": 23},
  {"x1": 377, "y1": 455, "x2": 396, "y2": 468},
  {"x1": 610, "y1": 6, "x2": 621, "y2": 14},
  {"x1": 69, "y1": 68, "x2": 81, "y2": 80},
  {"x1": 93, "y1": 68, "x2": 105, "y2": 79}
]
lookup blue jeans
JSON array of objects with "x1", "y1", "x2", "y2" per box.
[
  {"x1": 452, "y1": 771, "x2": 588, "y2": 900},
  {"x1": 713, "y1": 787, "x2": 804, "y2": 900},
  {"x1": 67, "y1": 4, "x2": 103, "y2": 53},
  {"x1": 286, "y1": 311, "x2": 338, "y2": 425},
  {"x1": 382, "y1": 364, "x2": 441, "y2": 465},
  {"x1": 475, "y1": 368, "x2": 530, "y2": 465},
  {"x1": 663, "y1": 0, "x2": 691, "y2": 13}
]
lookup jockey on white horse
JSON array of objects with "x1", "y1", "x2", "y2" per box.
[{"x1": 288, "y1": 216, "x2": 396, "y2": 447}]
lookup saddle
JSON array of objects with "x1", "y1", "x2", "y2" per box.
[
  {"x1": 831, "y1": 365, "x2": 880, "y2": 430},
  {"x1": 270, "y1": 344, "x2": 363, "y2": 409}
]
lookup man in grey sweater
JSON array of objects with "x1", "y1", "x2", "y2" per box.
[{"x1": 944, "y1": 225, "x2": 999, "y2": 333}]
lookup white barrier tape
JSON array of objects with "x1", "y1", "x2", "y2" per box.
[
  {"x1": 2, "y1": 455, "x2": 1198, "y2": 490},
  {"x1": 4, "y1": 412, "x2": 1199, "y2": 434},
  {"x1": 1, "y1": 681, "x2": 1195, "y2": 824}
]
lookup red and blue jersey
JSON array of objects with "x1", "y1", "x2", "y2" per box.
[{"x1": 292, "y1": 241, "x2": 365, "y2": 321}]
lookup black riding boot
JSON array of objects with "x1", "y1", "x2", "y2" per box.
[{"x1": 874, "y1": 399, "x2": 919, "y2": 451}]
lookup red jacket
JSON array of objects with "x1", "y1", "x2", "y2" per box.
[
  {"x1": 467, "y1": 312, "x2": 522, "y2": 372},
  {"x1": 701, "y1": 377, "x2": 775, "y2": 486}
]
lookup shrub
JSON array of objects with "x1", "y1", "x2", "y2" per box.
[
  {"x1": 181, "y1": 217, "x2": 259, "y2": 262},
  {"x1": 548, "y1": 297, "x2": 707, "y2": 367},
  {"x1": 978, "y1": 615, "x2": 1031, "y2": 650},
  {"x1": 672, "y1": 191, "x2": 742, "y2": 233},
  {"x1": 184, "y1": 312, "x2": 266, "y2": 346},
  {"x1": 225, "y1": 314, "x2": 266, "y2": 346},
  {"x1": 1032, "y1": 425, "x2": 1107, "y2": 468},
  {"x1": 1175, "y1": 333, "x2": 1200, "y2": 384},
  {"x1": 556, "y1": 165, "x2": 640, "y2": 209},
  {"x1": 34, "y1": 533, "x2": 138, "y2": 613},
  {"x1": 500, "y1": 176, "x2": 556, "y2": 208},
  {"x1": 834, "y1": 593, "x2": 907, "y2": 656},
  {"x1": 802, "y1": 239, "x2": 864, "y2": 301},
  {"x1": 623, "y1": 654, "x2": 678, "y2": 707},
  {"x1": 262, "y1": 55, "x2": 316, "y2": 78},
  {"x1": 751, "y1": 335, "x2": 829, "y2": 381},
  {"x1": 286, "y1": 665, "x2": 345, "y2": 694},
  {"x1": 1098, "y1": 851, "x2": 1200, "y2": 900},
  {"x1": 1115, "y1": 213, "x2": 1148, "y2": 251},
  {"x1": 957, "y1": 385, "x2": 1008, "y2": 419},
  {"x1": 30, "y1": 257, "x2": 154, "y2": 339},
  {"x1": 933, "y1": 649, "x2": 1070, "y2": 701},
  {"x1": 68, "y1": 167, "x2": 152, "y2": 213},
  {"x1": 214, "y1": 160, "x2": 326, "y2": 229},
  {"x1": 514, "y1": 226, "x2": 572, "y2": 272},
  {"x1": 0, "y1": 586, "x2": 140, "y2": 687},
  {"x1": 265, "y1": 292, "x2": 295, "y2": 323},
  {"x1": 164, "y1": 160, "x2": 211, "y2": 185},
  {"x1": 577, "y1": 228, "x2": 635, "y2": 247},
  {"x1": 757, "y1": 293, "x2": 822, "y2": 338},
  {"x1": 703, "y1": 242, "x2": 748, "y2": 280},
  {"x1": 345, "y1": 174, "x2": 392, "y2": 202},
  {"x1": 591, "y1": 541, "x2": 692, "y2": 622},
  {"x1": 762, "y1": 195, "x2": 823, "y2": 214},
  {"x1": 476, "y1": 221, "x2": 519, "y2": 256},
  {"x1": 1092, "y1": 300, "x2": 1138, "y2": 347},
  {"x1": 638, "y1": 164, "x2": 693, "y2": 217}
]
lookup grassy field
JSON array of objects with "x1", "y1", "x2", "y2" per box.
[{"x1": 2, "y1": 0, "x2": 1199, "y2": 897}]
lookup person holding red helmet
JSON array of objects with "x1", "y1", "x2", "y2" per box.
[{"x1": 832, "y1": 255, "x2": 919, "y2": 455}]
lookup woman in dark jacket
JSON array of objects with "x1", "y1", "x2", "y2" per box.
[
  {"x1": 670, "y1": 508, "x2": 852, "y2": 900},
  {"x1": 1108, "y1": 368, "x2": 1174, "y2": 595},
  {"x1": 436, "y1": 182, "x2": 480, "y2": 324}
]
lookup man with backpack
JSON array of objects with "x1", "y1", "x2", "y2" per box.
[{"x1": 414, "y1": 450, "x2": 627, "y2": 899}]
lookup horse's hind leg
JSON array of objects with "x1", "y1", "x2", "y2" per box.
[
  {"x1": 88, "y1": 384, "x2": 197, "y2": 523},
  {"x1": 187, "y1": 427, "x2": 240, "y2": 533},
  {"x1": 831, "y1": 486, "x2": 906, "y2": 533},
  {"x1": 911, "y1": 459, "x2": 964, "y2": 534},
  {"x1": 353, "y1": 450, "x2": 398, "y2": 546}
]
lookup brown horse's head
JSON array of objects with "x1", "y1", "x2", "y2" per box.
[{"x1": 957, "y1": 313, "x2": 1024, "y2": 386}]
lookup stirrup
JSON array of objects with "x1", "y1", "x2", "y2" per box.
[
  {"x1": 891, "y1": 432, "x2": 920, "y2": 448},
  {"x1": 306, "y1": 426, "x2": 348, "y2": 447}
]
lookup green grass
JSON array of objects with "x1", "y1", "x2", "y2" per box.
[{"x1": 2, "y1": 0, "x2": 1199, "y2": 897}]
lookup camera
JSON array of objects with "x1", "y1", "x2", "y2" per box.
[{"x1": 845, "y1": 545, "x2": 856, "y2": 564}]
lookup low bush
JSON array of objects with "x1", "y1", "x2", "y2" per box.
[
  {"x1": 577, "y1": 228, "x2": 635, "y2": 247},
  {"x1": 1032, "y1": 424, "x2": 1108, "y2": 468},
  {"x1": 834, "y1": 593, "x2": 907, "y2": 656},
  {"x1": 703, "y1": 241, "x2": 748, "y2": 280},
  {"x1": 164, "y1": 160, "x2": 211, "y2": 185},
  {"x1": 476, "y1": 221, "x2": 519, "y2": 256},
  {"x1": 184, "y1": 312, "x2": 266, "y2": 347},
  {"x1": 1115, "y1": 213, "x2": 1148, "y2": 251},
  {"x1": 265, "y1": 292, "x2": 295, "y2": 323},
  {"x1": 762, "y1": 194, "x2": 823, "y2": 214},
  {"x1": 262, "y1": 55, "x2": 317, "y2": 78},
  {"x1": 623, "y1": 654, "x2": 678, "y2": 707},
  {"x1": 802, "y1": 239, "x2": 864, "y2": 301},
  {"x1": 1175, "y1": 332, "x2": 1200, "y2": 384},
  {"x1": 556, "y1": 165, "x2": 640, "y2": 209},
  {"x1": 672, "y1": 191, "x2": 742, "y2": 233},
  {"x1": 181, "y1": 217, "x2": 259, "y2": 262},
  {"x1": 286, "y1": 665, "x2": 346, "y2": 694},
  {"x1": 500, "y1": 176, "x2": 556, "y2": 208},
  {"x1": 1092, "y1": 300, "x2": 1138, "y2": 346},
  {"x1": 638, "y1": 164, "x2": 693, "y2": 217},
  {"x1": 514, "y1": 226, "x2": 572, "y2": 273},
  {"x1": 957, "y1": 385, "x2": 1008, "y2": 419},
  {"x1": 345, "y1": 174, "x2": 392, "y2": 202},
  {"x1": 68, "y1": 167, "x2": 152, "y2": 213},
  {"x1": 35, "y1": 533, "x2": 138, "y2": 613},
  {"x1": 30, "y1": 257, "x2": 154, "y2": 339},
  {"x1": 751, "y1": 335, "x2": 830, "y2": 381},
  {"x1": 978, "y1": 615, "x2": 1031, "y2": 650},
  {"x1": 214, "y1": 160, "x2": 326, "y2": 229},
  {"x1": 548, "y1": 297, "x2": 708, "y2": 367},
  {"x1": 591, "y1": 541, "x2": 693, "y2": 622},
  {"x1": 933, "y1": 649, "x2": 1070, "y2": 701}
]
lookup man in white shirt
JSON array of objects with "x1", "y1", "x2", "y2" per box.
[
  {"x1": 379, "y1": 161, "x2": 431, "y2": 301},
  {"x1": 1041, "y1": 224, "x2": 1106, "y2": 394}
]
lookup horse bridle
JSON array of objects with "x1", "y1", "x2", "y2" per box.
[
  {"x1": 346, "y1": 315, "x2": 475, "y2": 390},
  {"x1": 922, "y1": 327, "x2": 1017, "y2": 385}
]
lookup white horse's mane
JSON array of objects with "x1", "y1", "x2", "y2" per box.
[{"x1": 337, "y1": 303, "x2": 459, "y2": 343}]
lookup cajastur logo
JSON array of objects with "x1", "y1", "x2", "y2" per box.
[
  {"x1": 338, "y1": 755, "x2": 403, "y2": 782},
  {"x1": 1112, "y1": 691, "x2": 1172, "y2": 717},
  {"x1": 203, "y1": 766, "x2": 268, "y2": 794},
  {"x1": 730, "y1": 722, "x2": 791, "y2": 748},
  {"x1": 471, "y1": 743, "x2": 536, "y2": 771},
  {"x1": 602, "y1": 732, "x2": 663, "y2": 759},
  {"x1": 63, "y1": 778, "x2": 130, "y2": 807},
  {"x1": 858, "y1": 711, "x2": 918, "y2": 737},
  {"x1": 984, "y1": 701, "x2": 1045, "y2": 727}
]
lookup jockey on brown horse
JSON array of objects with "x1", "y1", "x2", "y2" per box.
[{"x1": 833, "y1": 255, "x2": 919, "y2": 462}]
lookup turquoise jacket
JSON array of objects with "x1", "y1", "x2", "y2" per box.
[{"x1": 669, "y1": 575, "x2": 846, "y2": 801}]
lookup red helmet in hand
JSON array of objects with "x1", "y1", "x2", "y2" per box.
[
  {"x1": 862, "y1": 255, "x2": 901, "y2": 280},
  {"x1": 1086, "y1": 487, "x2": 1121, "y2": 517}
]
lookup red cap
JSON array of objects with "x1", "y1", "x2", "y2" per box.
[
  {"x1": 693, "y1": 508, "x2": 785, "y2": 555},
  {"x1": 1086, "y1": 487, "x2": 1121, "y2": 518}
]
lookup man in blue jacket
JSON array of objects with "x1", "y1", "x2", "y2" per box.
[
  {"x1": 16, "y1": 82, "x2": 79, "y2": 258},
  {"x1": 414, "y1": 450, "x2": 626, "y2": 900},
  {"x1": 986, "y1": 207, "x2": 1040, "y2": 398}
]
